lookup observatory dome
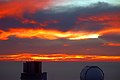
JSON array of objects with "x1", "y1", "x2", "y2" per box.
[{"x1": 80, "y1": 66, "x2": 104, "y2": 80}]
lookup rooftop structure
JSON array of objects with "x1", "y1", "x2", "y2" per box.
[{"x1": 21, "y1": 61, "x2": 47, "y2": 80}]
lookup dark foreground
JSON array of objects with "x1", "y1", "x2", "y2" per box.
[{"x1": 0, "y1": 62, "x2": 119, "y2": 80}]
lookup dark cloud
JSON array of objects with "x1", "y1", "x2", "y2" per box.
[
  {"x1": 100, "y1": 33, "x2": 120, "y2": 43},
  {"x1": 99, "y1": 33, "x2": 120, "y2": 47},
  {"x1": 0, "y1": 37, "x2": 119, "y2": 55},
  {"x1": 0, "y1": 2, "x2": 120, "y2": 31}
]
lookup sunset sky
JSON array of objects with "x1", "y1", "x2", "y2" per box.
[{"x1": 0, "y1": 0, "x2": 120, "y2": 61}]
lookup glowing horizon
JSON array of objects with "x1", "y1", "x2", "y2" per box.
[{"x1": 0, "y1": 53, "x2": 120, "y2": 62}]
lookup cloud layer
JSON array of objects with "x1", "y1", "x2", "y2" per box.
[{"x1": 0, "y1": 0, "x2": 120, "y2": 61}]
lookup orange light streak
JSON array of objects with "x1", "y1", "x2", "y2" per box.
[
  {"x1": 0, "y1": 53, "x2": 120, "y2": 62},
  {"x1": 0, "y1": 27, "x2": 120, "y2": 40},
  {"x1": 98, "y1": 27, "x2": 120, "y2": 35},
  {"x1": 0, "y1": 28, "x2": 99, "y2": 40},
  {"x1": 104, "y1": 42, "x2": 120, "y2": 47}
]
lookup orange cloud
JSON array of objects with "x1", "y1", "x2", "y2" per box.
[
  {"x1": 0, "y1": 27, "x2": 120, "y2": 40},
  {"x1": 103, "y1": 42, "x2": 120, "y2": 47},
  {"x1": 78, "y1": 12, "x2": 120, "y2": 22},
  {"x1": 77, "y1": 12, "x2": 120, "y2": 36},
  {"x1": 0, "y1": 53, "x2": 119, "y2": 62},
  {"x1": 98, "y1": 27, "x2": 120, "y2": 35},
  {"x1": 0, "y1": 0, "x2": 52, "y2": 18},
  {"x1": 0, "y1": 26, "x2": 120, "y2": 40},
  {"x1": 0, "y1": 28, "x2": 99, "y2": 40},
  {"x1": 76, "y1": 11, "x2": 120, "y2": 28}
]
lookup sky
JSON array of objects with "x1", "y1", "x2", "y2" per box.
[{"x1": 0, "y1": 0, "x2": 120, "y2": 61}]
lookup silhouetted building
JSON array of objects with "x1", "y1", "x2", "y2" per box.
[
  {"x1": 80, "y1": 66, "x2": 104, "y2": 80},
  {"x1": 21, "y1": 61, "x2": 47, "y2": 80}
]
